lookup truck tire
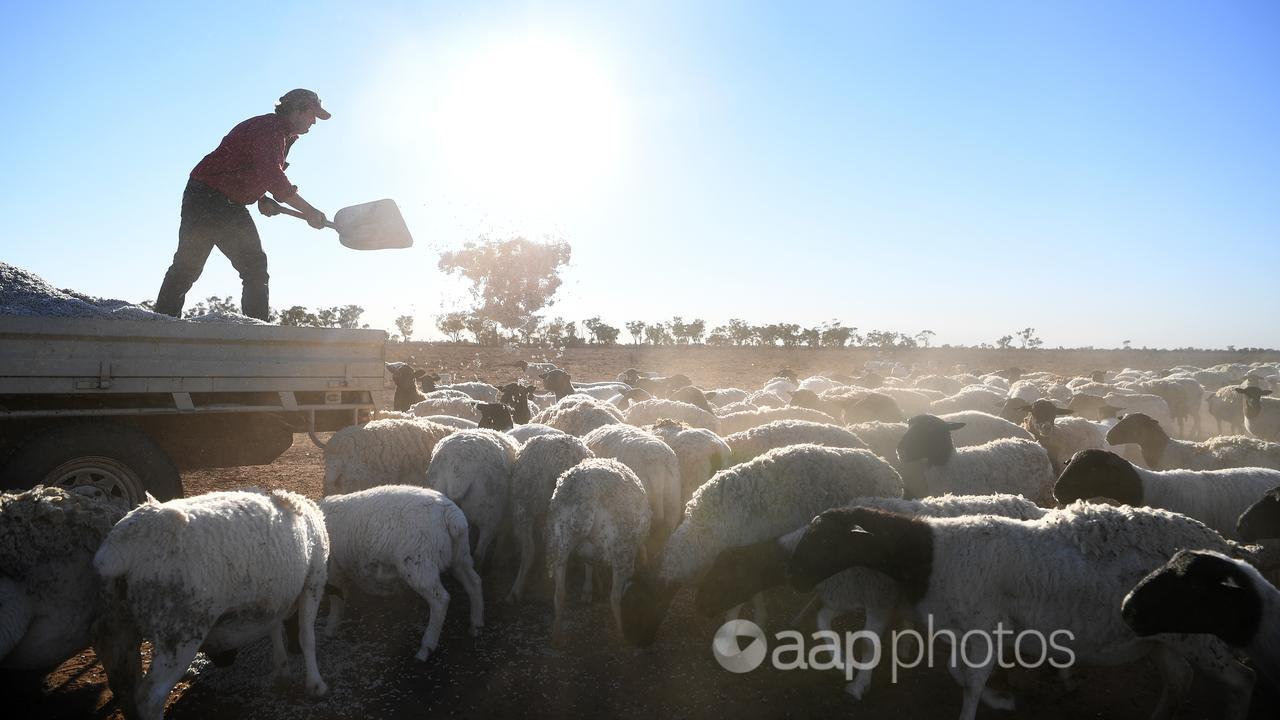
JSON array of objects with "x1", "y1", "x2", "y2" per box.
[{"x1": 0, "y1": 421, "x2": 183, "y2": 504}]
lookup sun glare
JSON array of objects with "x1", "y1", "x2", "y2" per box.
[{"x1": 432, "y1": 36, "x2": 626, "y2": 218}]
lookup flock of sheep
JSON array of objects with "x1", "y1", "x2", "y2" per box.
[{"x1": 4, "y1": 357, "x2": 1280, "y2": 720}]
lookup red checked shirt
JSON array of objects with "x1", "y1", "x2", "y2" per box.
[{"x1": 190, "y1": 113, "x2": 299, "y2": 205}]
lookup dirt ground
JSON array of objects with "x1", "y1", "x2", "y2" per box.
[{"x1": 9, "y1": 345, "x2": 1280, "y2": 719}]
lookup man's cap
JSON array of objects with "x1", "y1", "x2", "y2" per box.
[{"x1": 277, "y1": 89, "x2": 331, "y2": 119}]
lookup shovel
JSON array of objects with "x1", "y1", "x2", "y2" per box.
[{"x1": 261, "y1": 197, "x2": 414, "y2": 250}]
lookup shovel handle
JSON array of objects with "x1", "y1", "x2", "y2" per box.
[{"x1": 261, "y1": 198, "x2": 337, "y2": 229}]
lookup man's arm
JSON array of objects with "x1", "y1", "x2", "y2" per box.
[{"x1": 275, "y1": 192, "x2": 328, "y2": 229}]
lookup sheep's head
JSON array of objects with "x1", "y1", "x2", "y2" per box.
[
  {"x1": 998, "y1": 398, "x2": 1033, "y2": 423},
  {"x1": 1053, "y1": 449, "x2": 1141, "y2": 507},
  {"x1": 619, "y1": 567, "x2": 678, "y2": 648},
  {"x1": 476, "y1": 402, "x2": 514, "y2": 431},
  {"x1": 669, "y1": 385, "x2": 712, "y2": 412},
  {"x1": 1233, "y1": 386, "x2": 1272, "y2": 418},
  {"x1": 896, "y1": 414, "x2": 963, "y2": 467},
  {"x1": 1026, "y1": 399, "x2": 1072, "y2": 438},
  {"x1": 844, "y1": 393, "x2": 903, "y2": 423},
  {"x1": 1121, "y1": 550, "x2": 1261, "y2": 646},
  {"x1": 789, "y1": 389, "x2": 821, "y2": 410},
  {"x1": 773, "y1": 367, "x2": 798, "y2": 382},
  {"x1": 542, "y1": 369, "x2": 574, "y2": 399},
  {"x1": 1104, "y1": 412, "x2": 1163, "y2": 447},
  {"x1": 1237, "y1": 486, "x2": 1280, "y2": 542},
  {"x1": 695, "y1": 539, "x2": 788, "y2": 617},
  {"x1": 788, "y1": 507, "x2": 920, "y2": 594}
]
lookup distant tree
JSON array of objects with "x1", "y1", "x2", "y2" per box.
[
  {"x1": 335, "y1": 305, "x2": 367, "y2": 329},
  {"x1": 183, "y1": 295, "x2": 239, "y2": 318},
  {"x1": 437, "y1": 236, "x2": 572, "y2": 338},
  {"x1": 686, "y1": 318, "x2": 706, "y2": 344},
  {"x1": 800, "y1": 327, "x2": 822, "y2": 349},
  {"x1": 916, "y1": 329, "x2": 936, "y2": 348},
  {"x1": 513, "y1": 314, "x2": 544, "y2": 345},
  {"x1": 435, "y1": 311, "x2": 468, "y2": 343},
  {"x1": 564, "y1": 321, "x2": 582, "y2": 348},
  {"x1": 1015, "y1": 327, "x2": 1043, "y2": 350},
  {"x1": 996, "y1": 334, "x2": 1014, "y2": 350},
  {"x1": 667, "y1": 317, "x2": 689, "y2": 344},
  {"x1": 277, "y1": 305, "x2": 317, "y2": 327},
  {"x1": 544, "y1": 317, "x2": 568, "y2": 347},
  {"x1": 644, "y1": 323, "x2": 672, "y2": 346},
  {"x1": 583, "y1": 316, "x2": 620, "y2": 345},
  {"x1": 463, "y1": 313, "x2": 500, "y2": 345},
  {"x1": 726, "y1": 318, "x2": 755, "y2": 346},
  {"x1": 820, "y1": 321, "x2": 854, "y2": 348},
  {"x1": 625, "y1": 320, "x2": 646, "y2": 345},
  {"x1": 706, "y1": 325, "x2": 731, "y2": 346},
  {"x1": 1122, "y1": 339, "x2": 1132, "y2": 350},
  {"x1": 394, "y1": 314, "x2": 415, "y2": 341}
]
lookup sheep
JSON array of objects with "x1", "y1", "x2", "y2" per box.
[
  {"x1": 633, "y1": 373, "x2": 694, "y2": 397},
  {"x1": 693, "y1": 493, "x2": 1046, "y2": 701},
  {"x1": 669, "y1": 385, "x2": 714, "y2": 413},
  {"x1": 1235, "y1": 386, "x2": 1280, "y2": 441},
  {"x1": 1207, "y1": 385, "x2": 1246, "y2": 436},
  {"x1": 322, "y1": 417, "x2": 455, "y2": 496},
  {"x1": 1007, "y1": 399, "x2": 1111, "y2": 475},
  {"x1": 787, "y1": 502, "x2": 1257, "y2": 720},
  {"x1": 718, "y1": 405, "x2": 840, "y2": 435},
  {"x1": 928, "y1": 385, "x2": 1006, "y2": 415},
  {"x1": 645, "y1": 419, "x2": 732, "y2": 504},
  {"x1": 606, "y1": 387, "x2": 653, "y2": 410},
  {"x1": 514, "y1": 359, "x2": 560, "y2": 381},
  {"x1": 541, "y1": 368, "x2": 630, "y2": 401},
  {"x1": 1138, "y1": 378, "x2": 1204, "y2": 438},
  {"x1": 1237, "y1": 486, "x2": 1280, "y2": 541},
  {"x1": 797, "y1": 375, "x2": 842, "y2": 393},
  {"x1": 424, "y1": 429, "x2": 520, "y2": 568},
  {"x1": 839, "y1": 392, "x2": 904, "y2": 423},
  {"x1": 532, "y1": 394, "x2": 625, "y2": 436},
  {"x1": 386, "y1": 362, "x2": 433, "y2": 412},
  {"x1": 1054, "y1": 448, "x2": 1280, "y2": 540},
  {"x1": 1103, "y1": 392, "x2": 1175, "y2": 432},
  {"x1": 623, "y1": 398, "x2": 721, "y2": 432},
  {"x1": 441, "y1": 381, "x2": 500, "y2": 403},
  {"x1": 724, "y1": 419, "x2": 868, "y2": 465},
  {"x1": 409, "y1": 395, "x2": 482, "y2": 423},
  {"x1": 895, "y1": 414, "x2": 1055, "y2": 504},
  {"x1": 319, "y1": 485, "x2": 483, "y2": 661},
  {"x1": 508, "y1": 423, "x2": 567, "y2": 444},
  {"x1": 1123, "y1": 549, "x2": 1280, "y2": 689},
  {"x1": 619, "y1": 444, "x2": 902, "y2": 647},
  {"x1": 547, "y1": 458, "x2": 652, "y2": 643},
  {"x1": 92, "y1": 490, "x2": 330, "y2": 720},
  {"x1": 0, "y1": 486, "x2": 127, "y2": 671},
  {"x1": 506, "y1": 434, "x2": 595, "y2": 602},
  {"x1": 746, "y1": 389, "x2": 791, "y2": 408},
  {"x1": 498, "y1": 382, "x2": 538, "y2": 424},
  {"x1": 789, "y1": 388, "x2": 847, "y2": 420},
  {"x1": 713, "y1": 400, "x2": 759, "y2": 416},
  {"x1": 912, "y1": 374, "x2": 963, "y2": 395},
  {"x1": 1105, "y1": 411, "x2": 1280, "y2": 471},
  {"x1": 847, "y1": 410, "x2": 1034, "y2": 471},
  {"x1": 874, "y1": 386, "x2": 936, "y2": 416},
  {"x1": 422, "y1": 414, "x2": 479, "y2": 430},
  {"x1": 704, "y1": 387, "x2": 749, "y2": 408},
  {"x1": 583, "y1": 424, "x2": 682, "y2": 535}
]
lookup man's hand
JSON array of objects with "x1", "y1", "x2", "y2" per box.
[
  {"x1": 305, "y1": 208, "x2": 328, "y2": 230},
  {"x1": 257, "y1": 197, "x2": 282, "y2": 217}
]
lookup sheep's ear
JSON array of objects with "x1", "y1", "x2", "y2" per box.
[
  {"x1": 1264, "y1": 390, "x2": 1274, "y2": 397},
  {"x1": 945, "y1": 422, "x2": 966, "y2": 431},
  {"x1": 1055, "y1": 408, "x2": 1073, "y2": 416},
  {"x1": 144, "y1": 492, "x2": 160, "y2": 505},
  {"x1": 414, "y1": 369, "x2": 427, "y2": 378},
  {"x1": 1221, "y1": 576, "x2": 1243, "y2": 590},
  {"x1": 850, "y1": 525, "x2": 870, "y2": 536},
  {"x1": 1233, "y1": 387, "x2": 1247, "y2": 394}
]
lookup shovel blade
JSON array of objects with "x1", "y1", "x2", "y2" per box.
[{"x1": 333, "y1": 199, "x2": 414, "y2": 250}]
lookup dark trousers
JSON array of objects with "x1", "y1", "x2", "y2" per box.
[{"x1": 155, "y1": 179, "x2": 270, "y2": 321}]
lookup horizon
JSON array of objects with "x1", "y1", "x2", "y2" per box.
[{"x1": 2, "y1": 2, "x2": 1277, "y2": 348}]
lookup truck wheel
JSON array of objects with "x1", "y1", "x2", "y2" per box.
[{"x1": 0, "y1": 421, "x2": 183, "y2": 505}]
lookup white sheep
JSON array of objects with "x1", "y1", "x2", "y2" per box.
[
  {"x1": 704, "y1": 387, "x2": 750, "y2": 407},
  {"x1": 0, "y1": 486, "x2": 127, "y2": 671},
  {"x1": 1105, "y1": 411, "x2": 1280, "y2": 471},
  {"x1": 319, "y1": 485, "x2": 483, "y2": 661},
  {"x1": 895, "y1": 414, "x2": 1055, "y2": 504},
  {"x1": 788, "y1": 502, "x2": 1257, "y2": 720},
  {"x1": 1207, "y1": 385, "x2": 1246, "y2": 436},
  {"x1": 531, "y1": 394, "x2": 625, "y2": 436},
  {"x1": 694, "y1": 493, "x2": 1046, "y2": 702},
  {"x1": 546, "y1": 458, "x2": 652, "y2": 643},
  {"x1": 420, "y1": 414, "x2": 479, "y2": 430},
  {"x1": 93, "y1": 490, "x2": 330, "y2": 720},
  {"x1": 619, "y1": 444, "x2": 902, "y2": 647},
  {"x1": 724, "y1": 419, "x2": 867, "y2": 465},
  {"x1": 1236, "y1": 386, "x2": 1280, "y2": 441},
  {"x1": 409, "y1": 395, "x2": 482, "y2": 423},
  {"x1": 424, "y1": 429, "x2": 520, "y2": 568},
  {"x1": 928, "y1": 385, "x2": 1006, "y2": 415},
  {"x1": 718, "y1": 406, "x2": 841, "y2": 435},
  {"x1": 507, "y1": 434, "x2": 595, "y2": 602},
  {"x1": 1123, "y1": 549, "x2": 1280, "y2": 690},
  {"x1": 440, "y1": 381, "x2": 500, "y2": 403},
  {"x1": 623, "y1": 398, "x2": 721, "y2": 432},
  {"x1": 322, "y1": 417, "x2": 455, "y2": 496},
  {"x1": 1103, "y1": 392, "x2": 1175, "y2": 432},
  {"x1": 848, "y1": 410, "x2": 1034, "y2": 472},
  {"x1": 645, "y1": 419, "x2": 733, "y2": 504},
  {"x1": 1053, "y1": 448, "x2": 1280, "y2": 540},
  {"x1": 508, "y1": 422, "x2": 568, "y2": 444},
  {"x1": 583, "y1": 423, "x2": 682, "y2": 535}
]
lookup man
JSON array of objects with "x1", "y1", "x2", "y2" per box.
[{"x1": 155, "y1": 89, "x2": 330, "y2": 321}]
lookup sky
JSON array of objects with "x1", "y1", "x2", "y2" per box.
[{"x1": 1, "y1": 1, "x2": 1277, "y2": 349}]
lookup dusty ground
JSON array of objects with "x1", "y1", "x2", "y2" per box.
[{"x1": 9, "y1": 345, "x2": 1280, "y2": 719}]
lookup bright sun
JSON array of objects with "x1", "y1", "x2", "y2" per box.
[{"x1": 432, "y1": 36, "x2": 626, "y2": 218}]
